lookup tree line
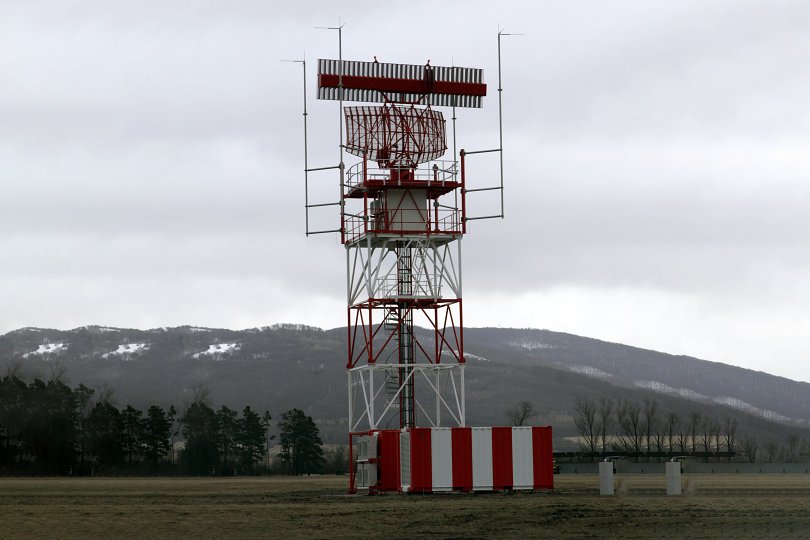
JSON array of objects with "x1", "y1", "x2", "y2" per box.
[
  {"x1": 0, "y1": 372, "x2": 339, "y2": 475},
  {"x1": 570, "y1": 395, "x2": 809, "y2": 463}
]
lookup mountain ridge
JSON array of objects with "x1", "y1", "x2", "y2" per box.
[{"x1": 2, "y1": 324, "x2": 808, "y2": 447}]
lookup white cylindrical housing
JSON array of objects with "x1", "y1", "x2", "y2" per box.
[
  {"x1": 385, "y1": 189, "x2": 428, "y2": 232},
  {"x1": 599, "y1": 461, "x2": 615, "y2": 496},
  {"x1": 666, "y1": 461, "x2": 682, "y2": 495}
]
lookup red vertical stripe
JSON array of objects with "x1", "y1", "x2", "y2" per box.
[
  {"x1": 532, "y1": 426, "x2": 554, "y2": 489},
  {"x1": 491, "y1": 427, "x2": 513, "y2": 489},
  {"x1": 451, "y1": 427, "x2": 473, "y2": 491},
  {"x1": 378, "y1": 430, "x2": 401, "y2": 492},
  {"x1": 409, "y1": 428, "x2": 432, "y2": 493}
]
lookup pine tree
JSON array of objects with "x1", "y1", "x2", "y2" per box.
[
  {"x1": 278, "y1": 408, "x2": 324, "y2": 475},
  {"x1": 0, "y1": 374, "x2": 28, "y2": 467},
  {"x1": 73, "y1": 384, "x2": 95, "y2": 468},
  {"x1": 236, "y1": 406, "x2": 266, "y2": 471},
  {"x1": 180, "y1": 400, "x2": 218, "y2": 474},
  {"x1": 86, "y1": 400, "x2": 124, "y2": 468},
  {"x1": 216, "y1": 405, "x2": 238, "y2": 473},
  {"x1": 121, "y1": 405, "x2": 143, "y2": 465},
  {"x1": 141, "y1": 405, "x2": 172, "y2": 466}
]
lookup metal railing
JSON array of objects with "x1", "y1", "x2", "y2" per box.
[
  {"x1": 345, "y1": 159, "x2": 459, "y2": 191},
  {"x1": 342, "y1": 208, "x2": 462, "y2": 244}
]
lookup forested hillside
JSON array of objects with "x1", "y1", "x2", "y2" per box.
[{"x1": 2, "y1": 324, "x2": 808, "y2": 452}]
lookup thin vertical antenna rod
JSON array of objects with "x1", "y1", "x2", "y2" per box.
[
  {"x1": 303, "y1": 58, "x2": 309, "y2": 235},
  {"x1": 283, "y1": 58, "x2": 308, "y2": 235},
  {"x1": 497, "y1": 29, "x2": 523, "y2": 219},
  {"x1": 338, "y1": 24, "x2": 344, "y2": 165},
  {"x1": 452, "y1": 99, "x2": 458, "y2": 211},
  {"x1": 451, "y1": 58, "x2": 458, "y2": 173},
  {"x1": 317, "y1": 22, "x2": 347, "y2": 237},
  {"x1": 450, "y1": 57, "x2": 459, "y2": 211},
  {"x1": 497, "y1": 31, "x2": 504, "y2": 218},
  {"x1": 452, "y1": 102, "x2": 458, "y2": 173},
  {"x1": 338, "y1": 25, "x2": 345, "y2": 239},
  {"x1": 317, "y1": 22, "x2": 345, "y2": 162}
]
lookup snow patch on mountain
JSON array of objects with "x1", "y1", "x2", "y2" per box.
[
  {"x1": 635, "y1": 380, "x2": 678, "y2": 393},
  {"x1": 102, "y1": 343, "x2": 149, "y2": 359},
  {"x1": 194, "y1": 343, "x2": 240, "y2": 359},
  {"x1": 634, "y1": 380, "x2": 708, "y2": 400},
  {"x1": 508, "y1": 337, "x2": 556, "y2": 351},
  {"x1": 439, "y1": 350, "x2": 487, "y2": 362},
  {"x1": 569, "y1": 364, "x2": 612, "y2": 378},
  {"x1": 22, "y1": 343, "x2": 67, "y2": 358},
  {"x1": 714, "y1": 396, "x2": 791, "y2": 423},
  {"x1": 679, "y1": 388, "x2": 708, "y2": 400}
]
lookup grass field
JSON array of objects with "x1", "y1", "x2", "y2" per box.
[{"x1": 2, "y1": 474, "x2": 810, "y2": 538}]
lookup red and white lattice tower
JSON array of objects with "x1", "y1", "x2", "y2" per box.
[
  {"x1": 318, "y1": 58, "x2": 484, "y2": 437},
  {"x1": 300, "y1": 40, "x2": 554, "y2": 494}
]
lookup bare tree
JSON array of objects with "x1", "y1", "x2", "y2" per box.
[
  {"x1": 506, "y1": 401, "x2": 536, "y2": 427},
  {"x1": 787, "y1": 434, "x2": 800, "y2": 462},
  {"x1": 642, "y1": 397, "x2": 659, "y2": 453},
  {"x1": 677, "y1": 426, "x2": 688, "y2": 453},
  {"x1": 573, "y1": 397, "x2": 599, "y2": 453},
  {"x1": 688, "y1": 411, "x2": 702, "y2": 452},
  {"x1": 665, "y1": 412, "x2": 681, "y2": 453},
  {"x1": 193, "y1": 384, "x2": 211, "y2": 404},
  {"x1": 597, "y1": 397, "x2": 614, "y2": 453},
  {"x1": 654, "y1": 426, "x2": 665, "y2": 453},
  {"x1": 766, "y1": 441, "x2": 778, "y2": 462},
  {"x1": 3, "y1": 360, "x2": 22, "y2": 378},
  {"x1": 699, "y1": 415, "x2": 712, "y2": 454},
  {"x1": 95, "y1": 383, "x2": 116, "y2": 405},
  {"x1": 711, "y1": 420, "x2": 721, "y2": 453},
  {"x1": 48, "y1": 361, "x2": 67, "y2": 383},
  {"x1": 616, "y1": 399, "x2": 643, "y2": 452},
  {"x1": 722, "y1": 416, "x2": 738, "y2": 460},
  {"x1": 184, "y1": 384, "x2": 211, "y2": 410},
  {"x1": 740, "y1": 435, "x2": 758, "y2": 463},
  {"x1": 699, "y1": 414, "x2": 719, "y2": 460}
]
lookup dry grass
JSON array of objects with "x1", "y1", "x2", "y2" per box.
[{"x1": 2, "y1": 474, "x2": 810, "y2": 538}]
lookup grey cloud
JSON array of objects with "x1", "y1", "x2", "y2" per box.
[{"x1": 1, "y1": 1, "x2": 809, "y2": 380}]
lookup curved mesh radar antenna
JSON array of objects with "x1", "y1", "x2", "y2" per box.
[{"x1": 344, "y1": 105, "x2": 447, "y2": 168}]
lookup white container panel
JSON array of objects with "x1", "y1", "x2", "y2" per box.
[
  {"x1": 356, "y1": 434, "x2": 378, "y2": 461},
  {"x1": 356, "y1": 463, "x2": 377, "y2": 488},
  {"x1": 431, "y1": 428, "x2": 453, "y2": 491},
  {"x1": 400, "y1": 431, "x2": 411, "y2": 491},
  {"x1": 471, "y1": 427, "x2": 493, "y2": 491},
  {"x1": 511, "y1": 427, "x2": 534, "y2": 489}
]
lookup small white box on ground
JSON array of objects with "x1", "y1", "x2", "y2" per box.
[
  {"x1": 599, "y1": 461, "x2": 614, "y2": 496},
  {"x1": 666, "y1": 461, "x2": 682, "y2": 495}
]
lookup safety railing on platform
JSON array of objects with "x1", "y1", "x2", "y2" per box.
[
  {"x1": 342, "y1": 207, "x2": 462, "y2": 244},
  {"x1": 345, "y1": 159, "x2": 459, "y2": 191}
]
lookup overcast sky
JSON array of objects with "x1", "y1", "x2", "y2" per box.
[{"x1": 1, "y1": 1, "x2": 808, "y2": 381}]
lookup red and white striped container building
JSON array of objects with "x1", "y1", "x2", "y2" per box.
[{"x1": 355, "y1": 426, "x2": 554, "y2": 493}]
